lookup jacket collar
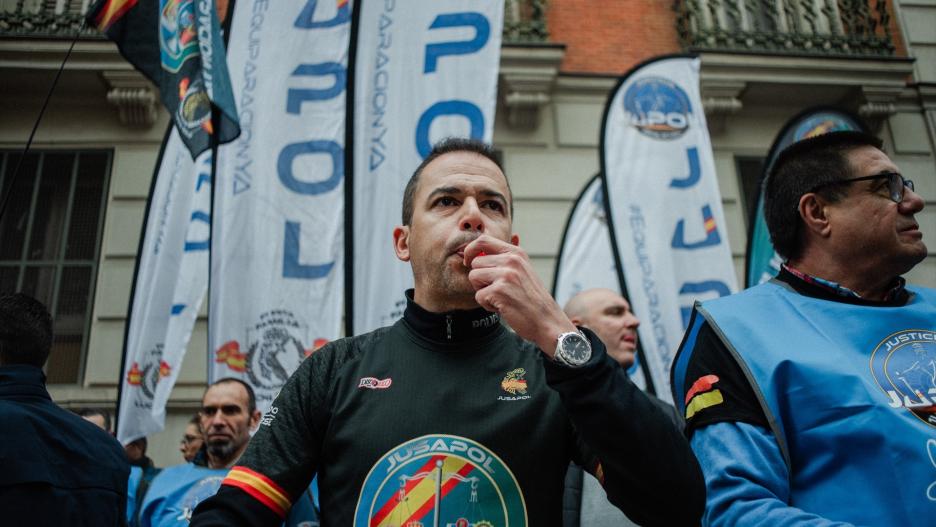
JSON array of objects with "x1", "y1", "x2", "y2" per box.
[
  {"x1": 401, "y1": 289, "x2": 503, "y2": 347},
  {"x1": 0, "y1": 364, "x2": 51, "y2": 399}
]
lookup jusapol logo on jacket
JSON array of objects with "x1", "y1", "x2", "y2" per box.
[
  {"x1": 354, "y1": 435, "x2": 527, "y2": 526},
  {"x1": 871, "y1": 329, "x2": 936, "y2": 428}
]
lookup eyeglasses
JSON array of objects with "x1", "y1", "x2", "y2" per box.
[{"x1": 809, "y1": 172, "x2": 914, "y2": 203}]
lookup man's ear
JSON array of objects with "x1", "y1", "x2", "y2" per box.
[
  {"x1": 249, "y1": 410, "x2": 261, "y2": 431},
  {"x1": 798, "y1": 193, "x2": 832, "y2": 238},
  {"x1": 393, "y1": 226, "x2": 411, "y2": 261},
  {"x1": 569, "y1": 316, "x2": 583, "y2": 327},
  {"x1": 510, "y1": 233, "x2": 520, "y2": 246}
]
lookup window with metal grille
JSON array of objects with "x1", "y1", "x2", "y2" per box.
[{"x1": 0, "y1": 150, "x2": 111, "y2": 384}]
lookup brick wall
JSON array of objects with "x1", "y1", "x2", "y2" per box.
[
  {"x1": 546, "y1": 0, "x2": 682, "y2": 75},
  {"x1": 545, "y1": 0, "x2": 907, "y2": 75}
]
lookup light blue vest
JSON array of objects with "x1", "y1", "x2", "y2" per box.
[
  {"x1": 140, "y1": 462, "x2": 320, "y2": 527},
  {"x1": 674, "y1": 280, "x2": 936, "y2": 525},
  {"x1": 140, "y1": 463, "x2": 228, "y2": 527},
  {"x1": 128, "y1": 466, "x2": 144, "y2": 525}
]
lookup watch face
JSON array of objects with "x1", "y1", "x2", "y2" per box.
[{"x1": 561, "y1": 333, "x2": 591, "y2": 365}]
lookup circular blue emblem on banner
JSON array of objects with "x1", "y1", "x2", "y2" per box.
[
  {"x1": 870, "y1": 329, "x2": 936, "y2": 429},
  {"x1": 354, "y1": 434, "x2": 527, "y2": 526},
  {"x1": 622, "y1": 77, "x2": 692, "y2": 140},
  {"x1": 793, "y1": 114, "x2": 859, "y2": 141}
]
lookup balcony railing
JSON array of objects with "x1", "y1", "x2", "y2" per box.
[
  {"x1": 674, "y1": 0, "x2": 895, "y2": 56},
  {"x1": 0, "y1": 0, "x2": 95, "y2": 37},
  {"x1": 504, "y1": 0, "x2": 549, "y2": 43},
  {"x1": 2, "y1": 0, "x2": 552, "y2": 42}
]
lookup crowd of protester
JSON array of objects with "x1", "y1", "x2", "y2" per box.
[{"x1": 1, "y1": 131, "x2": 931, "y2": 526}]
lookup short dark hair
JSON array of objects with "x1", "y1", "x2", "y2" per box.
[
  {"x1": 764, "y1": 131, "x2": 884, "y2": 260},
  {"x1": 401, "y1": 137, "x2": 512, "y2": 225},
  {"x1": 78, "y1": 408, "x2": 112, "y2": 432},
  {"x1": 127, "y1": 436, "x2": 148, "y2": 453},
  {"x1": 208, "y1": 377, "x2": 257, "y2": 415},
  {"x1": 0, "y1": 293, "x2": 53, "y2": 367}
]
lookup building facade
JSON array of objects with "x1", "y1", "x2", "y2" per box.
[{"x1": 1, "y1": 0, "x2": 933, "y2": 466}]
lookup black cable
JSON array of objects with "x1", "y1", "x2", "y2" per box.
[{"x1": 0, "y1": 19, "x2": 86, "y2": 226}]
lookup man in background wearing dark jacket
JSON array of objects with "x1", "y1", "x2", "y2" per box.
[
  {"x1": 562, "y1": 288, "x2": 684, "y2": 526},
  {"x1": 0, "y1": 293, "x2": 129, "y2": 526}
]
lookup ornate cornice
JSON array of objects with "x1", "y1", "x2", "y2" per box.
[
  {"x1": 499, "y1": 43, "x2": 566, "y2": 130},
  {"x1": 0, "y1": 38, "x2": 157, "y2": 128},
  {"x1": 699, "y1": 52, "x2": 915, "y2": 132}
]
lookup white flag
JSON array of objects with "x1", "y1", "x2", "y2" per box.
[
  {"x1": 117, "y1": 128, "x2": 210, "y2": 445},
  {"x1": 350, "y1": 0, "x2": 504, "y2": 334},
  {"x1": 553, "y1": 175, "x2": 621, "y2": 308},
  {"x1": 208, "y1": 0, "x2": 351, "y2": 412},
  {"x1": 552, "y1": 174, "x2": 647, "y2": 390},
  {"x1": 601, "y1": 55, "x2": 737, "y2": 403}
]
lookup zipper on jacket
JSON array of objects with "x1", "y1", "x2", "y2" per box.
[{"x1": 446, "y1": 315, "x2": 453, "y2": 341}]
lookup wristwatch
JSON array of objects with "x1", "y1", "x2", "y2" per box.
[{"x1": 554, "y1": 330, "x2": 592, "y2": 368}]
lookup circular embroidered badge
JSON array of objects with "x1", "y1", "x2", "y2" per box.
[
  {"x1": 870, "y1": 329, "x2": 936, "y2": 429},
  {"x1": 353, "y1": 434, "x2": 527, "y2": 527}
]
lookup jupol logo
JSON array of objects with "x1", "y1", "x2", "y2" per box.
[
  {"x1": 159, "y1": 0, "x2": 199, "y2": 73},
  {"x1": 623, "y1": 76, "x2": 692, "y2": 140},
  {"x1": 870, "y1": 329, "x2": 936, "y2": 429}
]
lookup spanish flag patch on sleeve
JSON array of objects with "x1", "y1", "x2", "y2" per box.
[
  {"x1": 684, "y1": 374, "x2": 724, "y2": 420},
  {"x1": 223, "y1": 466, "x2": 292, "y2": 519}
]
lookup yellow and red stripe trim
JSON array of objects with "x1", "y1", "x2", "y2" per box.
[
  {"x1": 685, "y1": 374, "x2": 720, "y2": 404},
  {"x1": 686, "y1": 389, "x2": 724, "y2": 419},
  {"x1": 223, "y1": 466, "x2": 291, "y2": 519}
]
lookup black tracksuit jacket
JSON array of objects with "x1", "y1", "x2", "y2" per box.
[{"x1": 191, "y1": 293, "x2": 704, "y2": 526}]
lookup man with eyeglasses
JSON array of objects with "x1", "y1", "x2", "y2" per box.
[
  {"x1": 179, "y1": 414, "x2": 205, "y2": 463},
  {"x1": 671, "y1": 131, "x2": 933, "y2": 526}
]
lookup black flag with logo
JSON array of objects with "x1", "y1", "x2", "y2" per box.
[{"x1": 86, "y1": 0, "x2": 240, "y2": 158}]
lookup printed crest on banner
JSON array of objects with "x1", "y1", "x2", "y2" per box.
[
  {"x1": 871, "y1": 329, "x2": 936, "y2": 429},
  {"x1": 159, "y1": 0, "x2": 200, "y2": 73},
  {"x1": 176, "y1": 77, "x2": 213, "y2": 139},
  {"x1": 623, "y1": 76, "x2": 692, "y2": 140},
  {"x1": 243, "y1": 310, "x2": 312, "y2": 400},
  {"x1": 127, "y1": 343, "x2": 169, "y2": 408},
  {"x1": 215, "y1": 340, "x2": 247, "y2": 372}
]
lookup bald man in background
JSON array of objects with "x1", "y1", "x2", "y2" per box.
[
  {"x1": 565, "y1": 289, "x2": 641, "y2": 370},
  {"x1": 562, "y1": 288, "x2": 682, "y2": 527}
]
